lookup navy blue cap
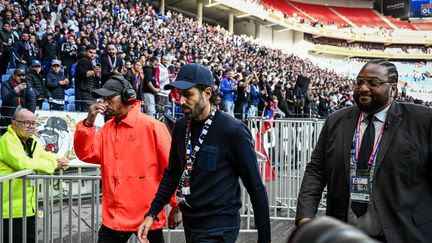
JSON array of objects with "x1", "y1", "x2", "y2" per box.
[
  {"x1": 164, "y1": 63, "x2": 214, "y2": 90},
  {"x1": 32, "y1": 60, "x2": 41, "y2": 67}
]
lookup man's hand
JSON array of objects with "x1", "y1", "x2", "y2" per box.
[
  {"x1": 168, "y1": 206, "x2": 182, "y2": 229},
  {"x1": 56, "y1": 157, "x2": 69, "y2": 170},
  {"x1": 120, "y1": 67, "x2": 128, "y2": 75},
  {"x1": 94, "y1": 66, "x2": 102, "y2": 76},
  {"x1": 137, "y1": 216, "x2": 154, "y2": 243},
  {"x1": 86, "y1": 103, "x2": 107, "y2": 126},
  {"x1": 60, "y1": 79, "x2": 69, "y2": 85},
  {"x1": 298, "y1": 217, "x2": 311, "y2": 226},
  {"x1": 14, "y1": 83, "x2": 27, "y2": 92}
]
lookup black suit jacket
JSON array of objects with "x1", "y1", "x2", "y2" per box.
[
  {"x1": 296, "y1": 101, "x2": 432, "y2": 243},
  {"x1": 100, "y1": 54, "x2": 123, "y2": 84}
]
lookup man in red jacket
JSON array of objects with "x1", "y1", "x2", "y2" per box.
[{"x1": 74, "y1": 75, "x2": 179, "y2": 243}]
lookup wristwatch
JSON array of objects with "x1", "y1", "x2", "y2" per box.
[{"x1": 144, "y1": 212, "x2": 160, "y2": 222}]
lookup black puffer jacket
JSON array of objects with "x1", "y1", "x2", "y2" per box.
[
  {"x1": 75, "y1": 57, "x2": 99, "y2": 92},
  {"x1": 0, "y1": 79, "x2": 36, "y2": 119},
  {"x1": 26, "y1": 69, "x2": 48, "y2": 98}
]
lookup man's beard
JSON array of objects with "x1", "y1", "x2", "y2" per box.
[
  {"x1": 354, "y1": 87, "x2": 390, "y2": 113},
  {"x1": 183, "y1": 94, "x2": 206, "y2": 120}
]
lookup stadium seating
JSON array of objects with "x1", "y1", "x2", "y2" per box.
[
  {"x1": 411, "y1": 22, "x2": 432, "y2": 30},
  {"x1": 41, "y1": 100, "x2": 50, "y2": 110},
  {"x1": 2, "y1": 75, "x2": 11, "y2": 83},
  {"x1": 331, "y1": 7, "x2": 392, "y2": 29},
  {"x1": 261, "y1": 0, "x2": 312, "y2": 21},
  {"x1": 65, "y1": 88, "x2": 75, "y2": 96},
  {"x1": 386, "y1": 16, "x2": 416, "y2": 30},
  {"x1": 6, "y1": 68, "x2": 14, "y2": 75},
  {"x1": 289, "y1": 1, "x2": 348, "y2": 26}
]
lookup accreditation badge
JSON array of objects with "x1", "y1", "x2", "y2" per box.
[{"x1": 350, "y1": 174, "x2": 370, "y2": 202}]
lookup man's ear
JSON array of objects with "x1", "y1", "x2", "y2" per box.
[{"x1": 204, "y1": 87, "x2": 212, "y2": 100}]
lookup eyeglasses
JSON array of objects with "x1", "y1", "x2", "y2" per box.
[
  {"x1": 15, "y1": 120, "x2": 37, "y2": 127},
  {"x1": 355, "y1": 78, "x2": 392, "y2": 89}
]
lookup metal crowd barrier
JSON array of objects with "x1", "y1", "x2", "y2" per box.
[
  {"x1": 0, "y1": 117, "x2": 327, "y2": 242},
  {"x1": 246, "y1": 117, "x2": 326, "y2": 220},
  {"x1": 0, "y1": 164, "x2": 101, "y2": 243}
]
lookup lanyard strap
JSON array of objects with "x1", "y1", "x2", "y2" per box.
[
  {"x1": 108, "y1": 56, "x2": 116, "y2": 69},
  {"x1": 353, "y1": 113, "x2": 386, "y2": 168},
  {"x1": 177, "y1": 108, "x2": 216, "y2": 197}
]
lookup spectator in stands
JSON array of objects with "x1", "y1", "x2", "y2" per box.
[
  {"x1": 142, "y1": 56, "x2": 160, "y2": 117},
  {"x1": 138, "y1": 63, "x2": 271, "y2": 243},
  {"x1": 0, "y1": 68, "x2": 36, "y2": 134},
  {"x1": 12, "y1": 32, "x2": 32, "y2": 71},
  {"x1": 100, "y1": 43, "x2": 125, "y2": 85},
  {"x1": 124, "y1": 60, "x2": 145, "y2": 101},
  {"x1": 0, "y1": 108, "x2": 69, "y2": 243},
  {"x1": 28, "y1": 34, "x2": 39, "y2": 61},
  {"x1": 248, "y1": 75, "x2": 261, "y2": 118},
  {"x1": 40, "y1": 32, "x2": 60, "y2": 74},
  {"x1": 0, "y1": 10, "x2": 14, "y2": 29},
  {"x1": 77, "y1": 36, "x2": 90, "y2": 57},
  {"x1": 318, "y1": 93, "x2": 331, "y2": 118},
  {"x1": 258, "y1": 74, "x2": 271, "y2": 115},
  {"x1": 273, "y1": 82, "x2": 291, "y2": 117},
  {"x1": 74, "y1": 75, "x2": 179, "y2": 243},
  {"x1": 12, "y1": 21, "x2": 25, "y2": 40},
  {"x1": 26, "y1": 60, "x2": 47, "y2": 108},
  {"x1": 46, "y1": 59, "x2": 69, "y2": 110},
  {"x1": 219, "y1": 70, "x2": 237, "y2": 117},
  {"x1": 60, "y1": 35, "x2": 77, "y2": 79},
  {"x1": 0, "y1": 23, "x2": 14, "y2": 74},
  {"x1": 157, "y1": 55, "x2": 171, "y2": 114},
  {"x1": 75, "y1": 44, "x2": 101, "y2": 111},
  {"x1": 296, "y1": 60, "x2": 432, "y2": 242},
  {"x1": 235, "y1": 72, "x2": 252, "y2": 120}
]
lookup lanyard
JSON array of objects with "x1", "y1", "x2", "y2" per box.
[
  {"x1": 108, "y1": 55, "x2": 117, "y2": 69},
  {"x1": 353, "y1": 113, "x2": 386, "y2": 168},
  {"x1": 177, "y1": 108, "x2": 216, "y2": 197}
]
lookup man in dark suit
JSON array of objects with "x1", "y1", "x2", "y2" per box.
[
  {"x1": 295, "y1": 60, "x2": 432, "y2": 243},
  {"x1": 100, "y1": 43, "x2": 125, "y2": 85}
]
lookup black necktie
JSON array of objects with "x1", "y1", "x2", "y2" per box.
[
  {"x1": 352, "y1": 114, "x2": 375, "y2": 217},
  {"x1": 358, "y1": 115, "x2": 375, "y2": 170}
]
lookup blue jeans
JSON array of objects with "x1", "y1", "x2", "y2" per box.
[
  {"x1": 223, "y1": 100, "x2": 234, "y2": 117},
  {"x1": 247, "y1": 105, "x2": 257, "y2": 118},
  {"x1": 143, "y1": 93, "x2": 156, "y2": 117}
]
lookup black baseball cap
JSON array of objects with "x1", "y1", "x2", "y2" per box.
[
  {"x1": 92, "y1": 76, "x2": 124, "y2": 98},
  {"x1": 14, "y1": 68, "x2": 26, "y2": 75},
  {"x1": 164, "y1": 63, "x2": 214, "y2": 90}
]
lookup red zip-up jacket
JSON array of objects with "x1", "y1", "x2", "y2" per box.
[{"x1": 74, "y1": 101, "x2": 176, "y2": 231}]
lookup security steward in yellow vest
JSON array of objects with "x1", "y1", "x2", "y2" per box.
[{"x1": 0, "y1": 108, "x2": 69, "y2": 243}]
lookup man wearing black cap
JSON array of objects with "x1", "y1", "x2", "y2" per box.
[
  {"x1": 73, "y1": 75, "x2": 179, "y2": 243},
  {"x1": 0, "y1": 68, "x2": 36, "y2": 134},
  {"x1": 26, "y1": 60, "x2": 47, "y2": 108},
  {"x1": 138, "y1": 64, "x2": 271, "y2": 243}
]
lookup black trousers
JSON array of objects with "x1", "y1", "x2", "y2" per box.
[
  {"x1": 184, "y1": 227, "x2": 239, "y2": 243},
  {"x1": 97, "y1": 224, "x2": 164, "y2": 243},
  {"x1": 78, "y1": 89, "x2": 95, "y2": 112},
  {"x1": 3, "y1": 216, "x2": 36, "y2": 243},
  {"x1": 0, "y1": 51, "x2": 10, "y2": 75}
]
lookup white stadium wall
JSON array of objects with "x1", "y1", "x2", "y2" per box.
[
  {"x1": 234, "y1": 21, "x2": 309, "y2": 54},
  {"x1": 234, "y1": 20, "x2": 256, "y2": 38}
]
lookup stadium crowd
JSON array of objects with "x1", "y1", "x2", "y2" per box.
[{"x1": 0, "y1": 0, "x2": 430, "y2": 125}]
